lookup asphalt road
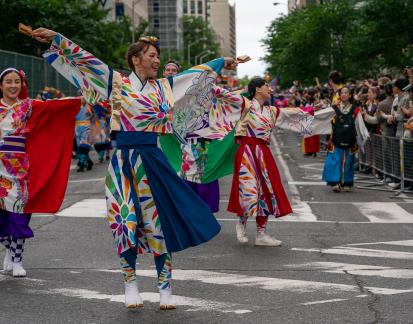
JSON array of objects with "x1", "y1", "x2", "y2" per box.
[{"x1": 1, "y1": 131, "x2": 413, "y2": 324}]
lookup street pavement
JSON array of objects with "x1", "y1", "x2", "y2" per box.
[{"x1": 1, "y1": 131, "x2": 413, "y2": 324}]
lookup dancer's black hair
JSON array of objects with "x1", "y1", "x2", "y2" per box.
[{"x1": 247, "y1": 78, "x2": 266, "y2": 100}]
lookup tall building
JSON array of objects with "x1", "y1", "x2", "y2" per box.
[
  {"x1": 208, "y1": 0, "x2": 236, "y2": 58},
  {"x1": 182, "y1": 0, "x2": 208, "y2": 20},
  {"x1": 91, "y1": 0, "x2": 148, "y2": 27},
  {"x1": 148, "y1": 0, "x2": 184, "y2": 51}
]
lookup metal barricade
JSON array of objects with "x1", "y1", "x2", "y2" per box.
[
  {"x1": 356, "y1": 129, "x2": 413, "y2": 197},
  {"x1": 0, "y1": 49, "x2": 78, "y2": 98}
]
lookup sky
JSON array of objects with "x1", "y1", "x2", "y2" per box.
[{"x1": 229, "y1": 0, "x2": 288, "y2": 78}]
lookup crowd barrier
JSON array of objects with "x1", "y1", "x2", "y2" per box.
[
  {"x1": 358, "y1": 133, "x2": 413, "y2": 196},
  {"x1": 0, "y1": 49, "x2": 78, "y2": 98}
]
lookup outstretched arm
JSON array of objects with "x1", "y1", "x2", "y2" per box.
[{"x1": 32, "y1": 28, "x2": 113, "y2": 104}]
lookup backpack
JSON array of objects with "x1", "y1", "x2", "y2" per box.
[{"x1": 332, "y1": 104, "x2": 357, "y2": 148}]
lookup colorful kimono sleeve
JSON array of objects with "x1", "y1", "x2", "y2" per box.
[
  {"x1": 43, "y1": 34, "x2": 113, "y2": 104},
  {"x1": 309, "y1": 107, "x2": 336, "y2": 136},
  {"x1": 190, "y1": 86, "x2": 246, "y2": 140},
  {"x1": 355, "y1": 109, "x2": 369, "y2": 151},
  {"x1": 25, "y1": 98, "x2": 81, "y2": 213},
  {"x1": 169, "y1": 58, "x2": 227, "y2": 141},
  {"x1": 275, "y1": 107, "x2": 314, "y2": 135}
]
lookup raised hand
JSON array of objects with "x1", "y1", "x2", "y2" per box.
[{"x1": 31, "y1": 28, "x2": 58, "y2": 43}]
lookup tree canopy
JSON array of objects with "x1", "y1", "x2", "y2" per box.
[
  {"x1": 0, "y1": 0, "x2": 147, "y2": 70},
  {"x1": 262, "y1": 0, "x2": 413, "y2": 86}
]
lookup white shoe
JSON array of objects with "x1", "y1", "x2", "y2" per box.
[
  {"x1": 342, "y1": 186, "x2": 350, "y2": 192},
  {"x1": 236, "y1": 223, "x2": 248, "y2": 243},
  {"x1": 3, "y1": 250, "x2": 12, "y2": 272},
  {"x1": 124, "y1": 281, "x2": 143, "y2": 308},
  {"x1": 159, "y1": 289, "x2": 176, "y2": 310},
  {"x1": 332, "y1": 184, "x2": 341, "y2": 192},
  {"x1": 12, "y1": 261, "x2": 26, "y2": 277},
  {"x1": 255, "y1": 233, "x2": 282, "y2": 247}
]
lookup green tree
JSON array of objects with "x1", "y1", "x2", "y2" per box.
[
  {"x1": 262, "y1": 0, "x2": 413, "y2": 87},
  {"x1": 0, "y1": 0, "x2": 147, "y2": 70},
  {"x1": 182, "y1": 15, "x2": 220, "y2": 69}
]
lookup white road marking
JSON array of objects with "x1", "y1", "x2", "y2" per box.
[
  {"x1": 56, "y1": 199, "x2": 106, "y2": 218},
  {"x1": 288, "y1": 181, "x2": 326, "y2": 186},
  {"x1": 96, "y1": 269, "x2": 413, "y2": 296},
  {"x1": 286, "y1": 262, "x2": 413, "y2": 279},
  {"x1": 298, "y1": 162, "x2": 325, "y2": 171},
  {"x1": 354, "y1": 202, "x2": 413, "y2": 223},
  {"x1": 272, "y1": 135, "x2": 317, "y2": 222},
  {"x1": 347, "y1": 240, "x2": 413, "y2": 247},
  {"x1": 68, "y1": 177, "x2": 105, "y2": 183},
  {"x1": 43, "y1": 288, "x2": 252, "y2": 314},
  {"x1": 292, "y1": 247, "x2": 413, "y2": 260},
  {"x1": 301, "y1": 298, "x2": 348, "y2": 306}
]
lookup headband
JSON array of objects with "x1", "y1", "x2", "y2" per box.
[
  {"x1": 164, "y1": 62, "x2": 180, "y2": 71},
  {"x1": 0, "y1": 68, "x2": 28, "y2": 100},
  {"x1": 0, "y1": 68, "x2": 19, "y2": 81}
]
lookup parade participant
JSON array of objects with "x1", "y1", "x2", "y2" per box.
[
  {"x1": 162, "y1": 60, "x2": 180, "y2": 78},
  {"x1": 32, "y1": 27, "x2": 240, "y2": 310},
  {"x1": 223, "y1": 78, "x2": 314, "y2": 246},
  {"x1": 328, "y1": 70, "x2": 344, "y2": 105},
  {"x1": 75, "y1": 102, "x2": 94, "y2": 171},
  {"x1": 302, "y1": 88, "x2": 321, "y2": 157},
  {"x1": 0, "y1": 68, "x2": 80, "y2": 277},
  {"x1": 322, "y1": 86, "x2": 369, "y2": 192},
  {"x1": 158, "y1": 61, "x2": 222, "y2": 212},
  {"x1": 91, "y1": 102, "x2": 111, "y2": 163}
]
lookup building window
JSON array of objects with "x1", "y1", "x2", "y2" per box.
[
  {"x1": 153, "y1": 18, "x2": 160, "y2": 28},
  {"x1": 183, "y1": 0, "x2": 188, "y2": 13},
  {"x1": 191, "y1": 0, "x2": 195, "y2": 14},
  {"x1": 153, "y1": 1, "x2": 159, "y2": 12},
  {"x1": 197, "y1": 0, "x2": 203, "y2": 14}
]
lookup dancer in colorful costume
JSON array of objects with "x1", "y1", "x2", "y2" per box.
[
  {"x1": 158, "y1": 61, "x2": 232, "y2": 212},
  {"x1": 91, "y1": 101, "x2": 111, "y2": 163},
  {"x1": 0, "y1": 68, "x2": 80, "y2": 277},
  {"x1": 75, "y1": 102, "x2": 94, "y2": 171},
  {"x1": 322, "y1": 86, "x2": 369, "y2": 192},
  {"x1": 32, "y1": 27, "x2": 241, "y2": 310},
  {"x1": 222, "y1": 78, "x2": 315, "y2": 246}
]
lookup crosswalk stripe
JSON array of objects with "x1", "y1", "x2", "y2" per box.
[
  {"x1": 292, "y1": 247, "x2": 413, "y2": 260},
  {"x1": 285, "y1": 262, "x2": 413, "y2": 279},
  {"x1": 40, "y1": 288, "x2": 252, "y2": 314},
  {"x1": 56, "y1": 199, "x2": 106, "y2": 218},
  {"x1": 53, "y1": 198, "x2": 413, "y2": 223},
  {"x1": 96, "y1": 269, "x2": 413, "y2": 296},
  {"x1": 353, "y1": 202, "x2": 413, "y2": 222}
]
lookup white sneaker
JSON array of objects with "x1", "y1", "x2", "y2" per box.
[
  {"x1": 332, "y1": 184, "x2": 341, "y2": 192},
  {"x1": 159, "y1": 289, "x2": 176, "y2": 310},
  {"x1": 124, "y1": 281, "x2": 143, "y2": 308},
  {"x1": 12, "y1": 261, "x2": 26, "y2": 277},
  {"x1": 236, "y1": 223, "x2": 248, "y2": 243},
  {"x1": 255, "y1": 233, "x2": 282, "y2": 247},
  {"x1": 3, "y1": 250, "x2": 12, "y2": 272},
  {"x1": 342, "y1": 186, "x2": 350, "y2": 192}
]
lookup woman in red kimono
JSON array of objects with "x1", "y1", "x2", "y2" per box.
[{"x1": 0, "y1": 68, "x2": 81, "y2": 277}]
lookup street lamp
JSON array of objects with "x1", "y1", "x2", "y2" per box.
[
  {"x1": 199, "y1": 51, "x2": 212, "y2": 64},
  {"x1": 187, "y1": 37, "x2": 207, "y2": 65},
  {"x1": 194, "y1": 50, "x2": 210, "y2": 65}
]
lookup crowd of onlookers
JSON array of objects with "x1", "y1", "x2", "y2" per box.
[{"x1": 269, "y1": 68, "x2": 413, "y2": 189}]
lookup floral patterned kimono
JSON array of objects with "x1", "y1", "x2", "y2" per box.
[
  {"x1": 0, "y1": 97, "x2": 80, "y2": 241},
  {"x1": 158, "y1": 86, "x2": 244, "y2": 212},
  {"x1": 225, "y1": 98, "x2": 314, "y2": 219},
  {"x1": 43, "y1": 34, "x2": 233, "y2": 287}
]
